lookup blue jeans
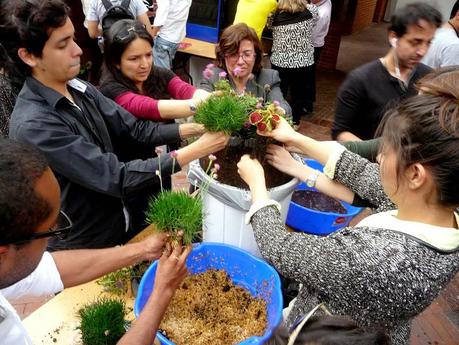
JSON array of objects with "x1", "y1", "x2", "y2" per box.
[{"x1": 153, "y1": 36, "x2": 179, "y2": 69}]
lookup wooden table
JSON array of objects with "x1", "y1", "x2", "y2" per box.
[
  {"x1": 23, "y1": 226, "x2": 157, "y2": 345},
  {"x1": 174, "y1": 38, "x2": 216, "y2": 85},
  {"x1": 177, "y1": 37, "x2": 216, "y2": 60}
]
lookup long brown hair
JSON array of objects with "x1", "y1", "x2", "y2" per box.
[
  {"x1": 379, "y1": 66, "x2": 459, "y2": 207},
  {"x1": 215, "y1": 23, "x2": 263, "y2": 74}
]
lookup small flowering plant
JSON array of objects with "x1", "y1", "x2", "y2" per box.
[
  {"x1": 195, "y1": 63, "x2": 286, "y2": 137},
  {"x1": 144, "y1": 149, "x2": 219, "y2": 246}
]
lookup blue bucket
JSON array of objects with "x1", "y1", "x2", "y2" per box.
[
  {"x1": 134, "y1": 242, "x2": 283, "y2": 345},
  {"x1": 286, "y1": 159, "x2": 363, "y2": 236}
]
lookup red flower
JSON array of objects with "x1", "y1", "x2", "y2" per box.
[
  {"x1": 249, "y1": 112, "x2": 263, "y2": 124},
  {"x1": 257, "y1": 122, "x2": 267, "y2": 132},
  {"x1": 271, "y1": 114, "x2": 281, "y2": 123}
]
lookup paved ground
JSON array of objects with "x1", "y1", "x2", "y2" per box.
[{"x1": 12, "y1": 22, "x2": 459, "y2": 345}]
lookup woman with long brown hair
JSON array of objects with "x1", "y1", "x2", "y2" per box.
[{"x1": 237, "y1": 67, "x2": 459, "y2": 344}]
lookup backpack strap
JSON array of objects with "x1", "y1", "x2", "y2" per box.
[
  {"x1": 101, "y1": 0, "x2": 113, "y2": 11},
  {"x1": 120, "y1": 0, "x2": 132, "y2": 11}
]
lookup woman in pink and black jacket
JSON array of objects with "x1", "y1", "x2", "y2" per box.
[{"x1": 100, "y1": 19, "x2": 209, "y2": 124}]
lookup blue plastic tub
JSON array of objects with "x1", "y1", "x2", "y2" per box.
[
  {"x1": 134, "y1": 242, "x2": 283, "y2": 345},
  {"x1": 286, "y1": 159, "x2": 363, "y2": 236}
]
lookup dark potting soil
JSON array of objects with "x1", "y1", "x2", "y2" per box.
[
  {"x1": 292, "y1": 190, "x2": 347, "y2": 214},
  {"x1": 200, "y1": 136, "x2": 292, "y2": 189},
  {"x1": 159, "y1": 269, "x2": 267, "y2": 345}
]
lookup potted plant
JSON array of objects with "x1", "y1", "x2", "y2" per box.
[{"x1": 189, "y1": 65, "x2": 299, "y2": 256}]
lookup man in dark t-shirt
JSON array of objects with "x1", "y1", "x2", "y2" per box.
[{"x1": 332, "y1": 3, "x2": 441, "y2": 141}]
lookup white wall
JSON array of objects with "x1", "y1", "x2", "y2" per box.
[{"x1": 392, "y1": 0, "x2": 456, "y2": 22}]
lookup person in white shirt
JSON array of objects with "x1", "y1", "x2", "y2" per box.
[
  {"x1": 309, "y1": 0, "x2": 331, "y2": 114},
  {"x1": 151, "y1": 0, "x2": 192, "y2": 69},
  {"x1": 422, "y1": 1, "x2": 459, "y2": 68},
  {"x1": 86, "y1": 0, "x2": 153, "y2": 38},
  {"x1": 0, "y1": 137, "x2": 190, "y2": 344}
]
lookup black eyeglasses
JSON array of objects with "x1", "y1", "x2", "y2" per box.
[
  {"x1": 114, "y1": 23, "x2": 147, "y2": 42},
  {"x1": 1, "y1": 210, "x2": 72, "y2": 245}
]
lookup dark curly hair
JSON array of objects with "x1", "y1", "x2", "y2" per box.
[
  {"x1": 0, "y1": 138, "x2": 51, "y2": 246},
  {"x1": 0, "y1": 0, "x2": 69, "y2": 78}
]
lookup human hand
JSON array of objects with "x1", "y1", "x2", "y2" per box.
[
  {"x1": 138, "y1": 231, "x2": 168, "y2": 261},
  {"x1": 195, "y1": 131, "x2": 229, "y2": 156},
  {"x1": 192, "y1": 89, "x2": 211, "y2": 105},
  {"x1": 257, "y1": 117, "x2": 300, "y2": 146},
  {"x1": 237, "y1": 155, "x2": 268, "y2": 202},
  {"x1": 153, "y1": 240, "x2": 191, "y2": 295},
  {"x1": 266, "y1": 144, "x2": 304, "y2": 179},
  {"x1": 179, "y1": 123, "x2": 206, "y2": 137}
]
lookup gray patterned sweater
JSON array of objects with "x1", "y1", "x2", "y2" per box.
[{"x1": 250, "y1": 150, "x2": 459, "y2": 344}]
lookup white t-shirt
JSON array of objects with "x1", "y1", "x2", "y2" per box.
[
  {"x1": 86, "y1": 0, "x2": 148, "y2": 23},
  {"x1": 312, "y1": 0, "x2": 332, "y2": 48},
  {"x1": 422, "y1": 28, "x2": 459, "y2": 68},
  {"x1": 153, "y1": 0, "x2": 192, "y2": 44},
  {"x1": 0, "y1": 252, "x2": 63, "y2": 345}
]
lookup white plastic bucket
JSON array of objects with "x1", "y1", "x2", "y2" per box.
[{"x1": 188, "y1": 160, "x2": 299, "y2": 257}]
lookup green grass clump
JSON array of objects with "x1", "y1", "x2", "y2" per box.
[
  {"x1": 194, "y1": 93, "x2": 256, "y2": 134},
  {"x1": 78, "y1": 297, "x2": 127, "y2": 345},
  {"x1": 145, "y1": 190, "x2": 202, "y2": 245}
]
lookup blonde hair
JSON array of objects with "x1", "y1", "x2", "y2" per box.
[{"x1": 277, "y1": 0, "x2": 307, "y2": 13}]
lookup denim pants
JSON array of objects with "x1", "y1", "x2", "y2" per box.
[{"x1": 153, "y1": 36, "x2": 179, "y2": 69}]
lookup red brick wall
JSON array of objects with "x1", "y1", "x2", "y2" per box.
[
  {"x1": 352, "y1": 0, "x2": 378, "y2": 33},
  {"x1": 318, "y1": 22, "x2": 343, "y2": 71}
]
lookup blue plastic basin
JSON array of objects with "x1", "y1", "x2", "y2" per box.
[
  {"x1": 134, "y1": 242, "x2": 283, "y2": 345},
  {"x1": 286, "y1": 159, "x2": 363, "y2": 236}
]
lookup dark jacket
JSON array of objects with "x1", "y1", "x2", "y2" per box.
[
  {"x1": 332, "y1": 60, "x2": 431, "y2": 140},
  {"x1": 9, "y1": 77, "x2": 181, "y2": 249}
]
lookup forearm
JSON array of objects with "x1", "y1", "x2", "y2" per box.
[
  {"x1": 175, "y1": 141, "x2": 204, "y2": 167},
  {"x1": 87, "y1": 21, "x2": 101, "y2": 39},
  {"x1": 290, "y1": 133, "x2": 340, "y2": 166},
  {"x1": 151, "y1": 26, "x2": 161, "y2": 37},
  {"x1": 336, "y1": 131, "x2": 361, "y2": 142},
  {"x1": 292, "y1": 163, "x2": 354, "y2": 204},
  {"x1": 117, "y1": 288, "x2": 174, "y2": 345},
  {"x1": 52, "y1": 242, "x2": 154, "y2": 288},
  {"x1": 158, "y1": 99, "x2": 194, "y2": 119}
]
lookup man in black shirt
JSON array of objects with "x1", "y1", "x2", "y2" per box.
[
  {"x1": 331, "y1": 3, "x2": 441, "y2": 141},
  {"x1": 4, "y1": 0, "x2": 228, "y2": 250}
]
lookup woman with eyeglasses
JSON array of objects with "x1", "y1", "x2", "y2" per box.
[
  {"x1": 199, "y1": 23, "x2": 291, "y2": 117},
  {"x1": 236, "y1": 77, "x2": 459, "y2": 344},
  {"x1": 100, "y1": 19, "x2": 210, "y2": 124}
]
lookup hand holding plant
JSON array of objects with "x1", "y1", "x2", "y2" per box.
[
  {"x1": 196, "y1": 64, "x2": 286, "y2": 136},
  {"x1": 154, "y1": 241, "x2": 191, "y2": 294},
  {"x1": 256, "y1": 116, "x2": 301, "y2": 147},
  {"x1": 145, "y1": 151, "x2": 221, "y2": 247},
  {"x1": 138, "y1": 232, "x2": 169, "y2": 261}
]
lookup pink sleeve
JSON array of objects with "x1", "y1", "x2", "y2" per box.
[
  {"x1": 115, "y1": 91, "x2": 162, "y2": 121},
  {"x1": 167, "y1": 76, "x2": 197, "y2": 100}
]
